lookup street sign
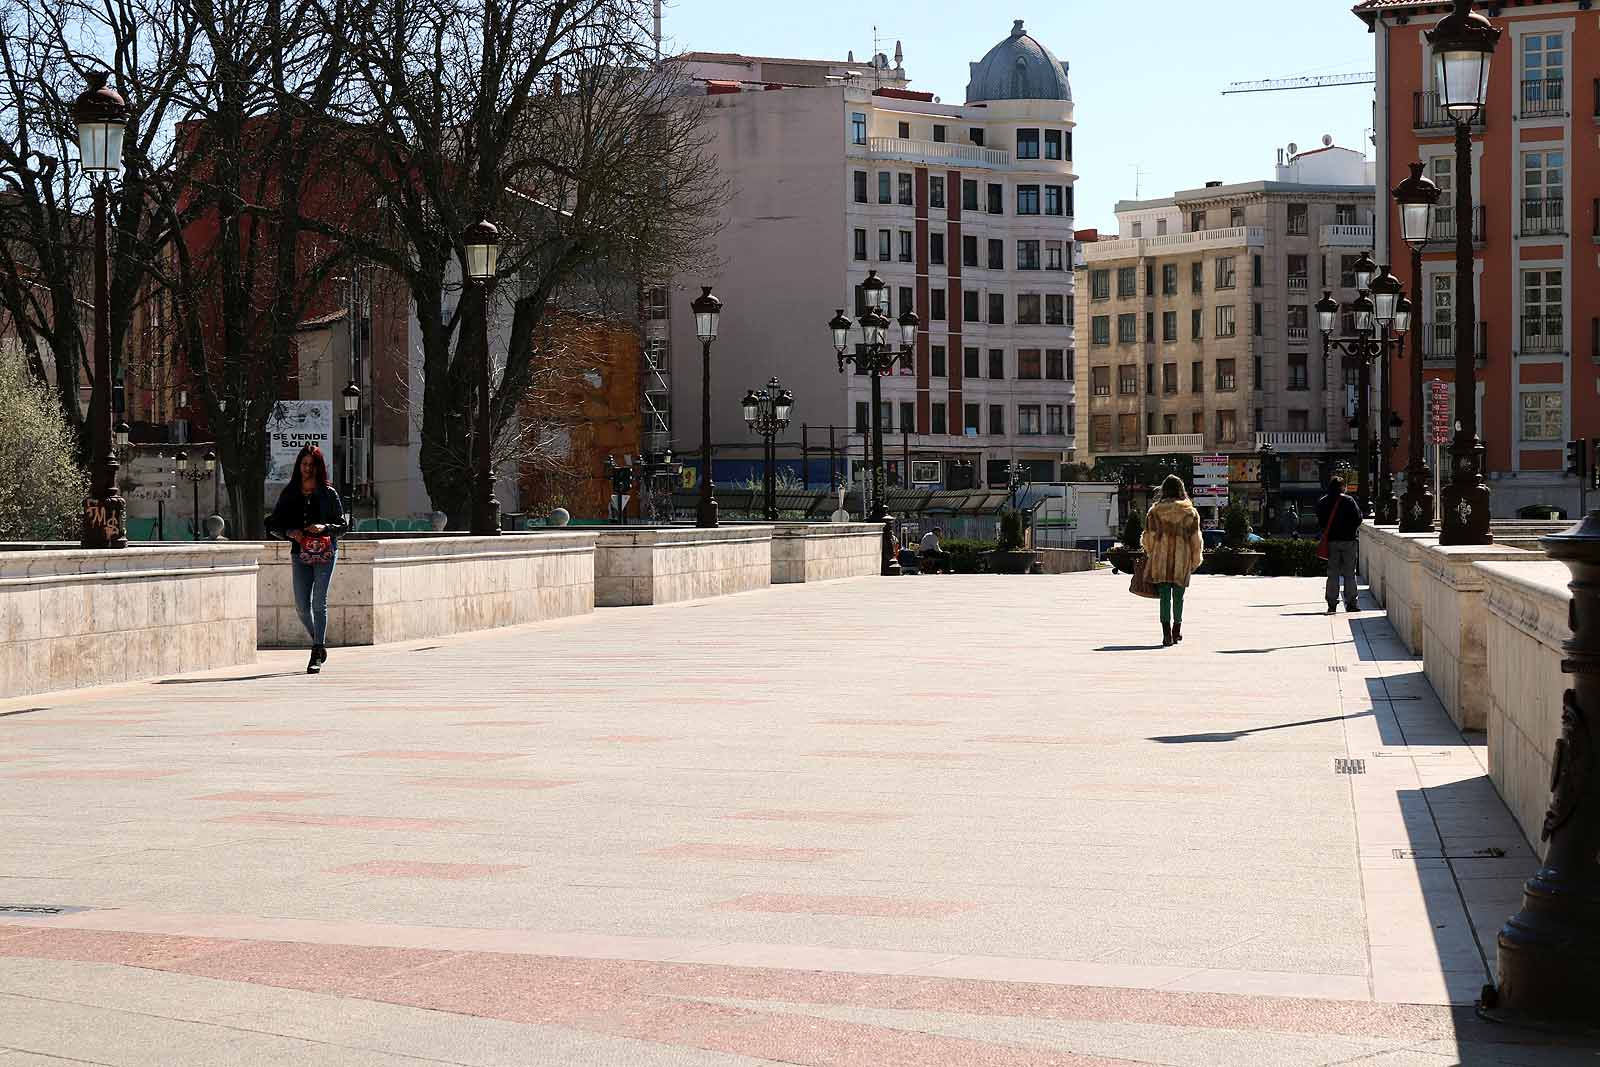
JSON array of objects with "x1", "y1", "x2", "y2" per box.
[
  {"x1": 1192, "y1": 454, "x2": 1229, "y2": 499},
  {"x1": 122, "y1": 449, "x2": 175, "y2": 501},
  {"x1": 1428, "y1": 380, "x2": 1451, "y2": 445}
]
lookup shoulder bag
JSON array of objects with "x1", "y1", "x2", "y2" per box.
[{"x1": 1316, "y1": 498, "x2": 1341, "y2": 561}]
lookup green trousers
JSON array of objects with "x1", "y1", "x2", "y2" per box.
[{"x1": 1157, "y1": 583, "x2": 1186, "y2": 625}]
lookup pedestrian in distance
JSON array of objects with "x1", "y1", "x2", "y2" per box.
[
  {"x1": 919, "y1": 526, "x2": 950, "y2": 574},
  {"x1": 266, "y1": 445, "x2": 347, "y2": 674},
  {"x1": 1315, "y1": 476, "x2": 1363, "y2": 614},
  {"x1": 1140, "y1": 474, "x2": 1205, "y2": 648}
]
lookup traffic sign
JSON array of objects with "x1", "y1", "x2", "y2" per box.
[{"x1": 1428, "y1": 380, "x2": 1451, "y2": 444}]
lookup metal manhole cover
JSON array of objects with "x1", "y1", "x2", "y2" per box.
[{"x1": 1334, "y1": 758, "x2": 1366, "y2": 775}]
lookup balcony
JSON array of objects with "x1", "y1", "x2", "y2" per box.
[
  {"x1": 1421, "y1": 321, "x2": 1489, "y2": 367},
  {"x1": 1319, "y1": 224, "x2": 1373, "y2": 248},
  {"x1": 1146, "y1": 433, "x2": 1204, "y2": 454},
  {"x1": 1252, "y1": 431, "x2": 1327, "y2": 453},
  {"x1": 1414, "y1": 91, "x2": 1484, "y2": 132},
  {"x1": 1287, "y1": 275, "x2": 1309, "y2": 293},
  {"x1": 1520, "y1": 77, "x2": 1564, "y2": 119},
  {"x1": 1521, "y1": 314, "x2": 1565, "y2": 354},
  {"x1": 1520, "y1": 196, "x2": 1565, "y2": 238},
  {"x1": 1287, "y1": 326, "x2": 1309, "y2": 343},
  {"x1": 868, "y1": 136, "x2": 1011, "y2": 169},
  {"x1": 1427, "y1": 205, "x2": 1485, "y2": 247},
  {"x1": 1079, "y1": 226, "x2": 1265, "y2": 264}
]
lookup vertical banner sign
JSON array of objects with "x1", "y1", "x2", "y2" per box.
[
  {"x1": 1192, "y1": 454, "x2": 1229, "y2": 501},
  {"x1": 266, "y1": 401, "x2": 334, "y2": 491},
  {"x1": 1429, "y1": 380, "x2": 1451, "y2": 445}
]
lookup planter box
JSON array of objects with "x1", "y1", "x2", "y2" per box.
[
  {"x1": 988, "y1": 550, "x2": 1039, "y2": 575},
  {"x1": 770, "y1": 523, "x2": 882, "y2": 583},
  {"x1": 595, "y1": 526, "x2": 772, "y2": 606},
  {"x1": 0, "y1": 543, "x2": 260, "y2": 698},
  {"x1": 1360, "y1": 526, "x2": 1438, "y2": 654},
  {"x1": 1418, "y1": 543, "x2": 1533, "y2": 730},
  {"x1": 1479, "y1": 559, "x2": 1570, "y2": 856},
  {"x1": 257, "y1": 532, "x2": 596, "y2": 647},
  {"x1": 1034, "y1": 548, "x2": 1098, "y2": 574}
]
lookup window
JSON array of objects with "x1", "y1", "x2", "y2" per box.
[
  {"x1": 1162, "y1": 264, "x2": 1178, "y2": 296},
  {"x1": 1520, "y1": 391, "x2": 1563, "y2": 440},
  {"x1": 899, "y1": 231, "x2": 913, "y2": 263},
  {"x1": 962, "y1": 235, "x2": 978, "y2": 267},
  {"x1": 1253, "y1": 303, "x2": 1262, "y2": 336},
  {"x1": 1017, "y1": 240, "x2": 1041, "y2": 270},
  {"x1": 1045, "y1": 241, "x2": 1064, "y2": 271},
  {"x1": 969, "y1": 127, "x2": 984, "y2": 146},
  {"x1": 931, "y1": 345, "x2": 947, "y2": 377},
  {"x1": 1019, "y1": 404, "x2": 1042, "y2": 435},
  {"x1": 1090, "y1": 270, "x2": 1110, "y2": 301},
  {"x1": 963, "y1": 347, "x2": 980, "y2": 379},
  {"x1": 1191, "y1": 261, "x2": 1204, "y2": 294},
  {"x1": 987, "y1": 183, "x2": 1003, "y2": 214},
  {"x1": 1334, "y1": 204, "x2": 1357, "y2": 227},
  {"x1": 899, "y1": 286, "x2": 913, "y2": 314},
  {"x1": 1287, "y1": 203, "x2": 1307, "y2": 236},
  {"x1": 1254, "y1": 354, "x2": 1262, "y2": 389},
  {"x1": 1046, "y1": 349, "x2": 1065, "y2": 380},
  {"x1": 1091, "y1": 316, "x2": 1111, "y2": 346},
  {"x1": 1163, "y1": 414, "x2": 1177, "y2": 434},
  {"x1": 989, "y1": 349, "x2": 1005, "y2": 379},
  {"x1": 853, "y1": 229, "x2": 867, "y2": 260},
  {"x1": 1217, "y1": 409, "x2": 1237, "y2": 443},
  {"x1": 1047, "y1": 404, "x2": 1065, "y2": 434},
  {"x1": 1340, "y1": 254, "x2": 1363, "y2": 289},
  {"x1": 878, "y1": 229, "x2": 891, "y2": 261},
  {"x1": 1288, "y1": 410, "x2": 1309, "y2": 433},
  {"x1": 1522, "y1": 32, "x2": 1565, "y2": 116},
  {"x1": 1253, "y1": 408, "x2": 1263, "y2": 433},
  {"x1": 897, "y1": 120, "x2": 910, "y2": 139},
  {"x1": 1146, "y1": 412, "x2": 1156, "y2": 436},
  {"x1": 852, "y1": 171, "x2": 867, "y2": 203},
  {"x1": 1162, "y1": 362, "x2": 1178, "y2": 394},
  {"x1": 1162, "y1": 311, "x2": 1178, "y2": 342},
  {"x1": 1215, "y1": 256, "x2": 1236, "y2": 289},
  {"x1": 1216, "y1": 306, "x2": 1237, "y2": 337},
  {"x1": 1523, "y1": 268, "x2": 1564, "y2": 349},
  {"x1": 1190, "y1": 411, "x2": 1204, "y2": 435},
  {"x1": 1288, "y1": 304, "x2": 1308, "y2": 340},
  {"x1": 929, "y1": 177, "x2": 945, "y2": 209},
  {"x1": 1431, "y1": 273, "x2": 1454, "y2": 351},
  {"x1": 1521, "y1": 150, "x2": 1565, "y2": 235},
  {"x1": 855, "y1": 401, "x2": 869, "y2": 432},
  {"x1": 898, "y1": 401, "x2": 914, "y2": 433},
  {"x1": 1017, "y1": 129, "x2": 1040, "y2": 159},
  {"x1": 964, "y1": 403, "x2": 981, "y2": 435},
  {"x1": 1092, "y1": 366, "x2": 1111, "y2": 396},
  {"x1": 1288, "y1": 354, "x2": 1308, "y2": 390},
  {"x1": 1145, "y1": 362, "x2": 1155, "y2": 395},
  {"x1": 1018, "y1": 294, "x2": 1042, "y2": 324},
  {"x1": 1119, "y1": 364, "x2": 1138, "y2": 395},
  {"x1": 1044, "y1": 185, "x2": 1063, "y2": 216},
  {"x1": 1145, "y1": 312, "x2": 1155, "y2": 343},
  {"x1": 1017, "y1": 185, "x2": 1040, "y2": 215},
  {"x1": 1046, "y1": 294, "x2": 1065, "y2": 325},
  {"x1": 1063, "y1": 131, "x2": 1072, "y2": 160},
  {"x1": 931, "y1": 402, "x2": 947, "y2": 434},
  {"x1": 987, "y1": 239, "x2": 1004, "y2": 271},
  {"x1": 1117, "y1": 313, "x2": 1137, "y2": 344},
  {"x1": 1216, "y1": 358, "x2": 1237, "y2": 391},
  {"x1": 1018, "y1": 349, "x2": 1042, "y2": 379},
  {"x1": 1189, "y1": 210, "x2": 1207, "y2": 232},
  {"x1": 1119, "y1": 414, "x2": 1139, "y2": 445},
  {"x1": 963, "y1": 290, "x2": 980, "y2": 322},
  {"x1": 989, "y1": 405, "x2": 1004, "y2": 434},
  {"x1": 1157, "y1": 218, "x2": 1168, "y2": 236},
  {"x1": 930, "y1": 288, "x2": 947, "y2": 321},
  {"x1": 851, "y1": 112, "x2": 866, "y2": 144},
  {"x1": 962, "y1": 180, "x2": 979, "y2": 211},
  {"x1": 878, "y1": 172, "x2": 891, "y2": 204},
  {"x1": 1230, "y1": 206, "x2": 1246, "y2": 228},
  {"x1": 1430, "y1": 156, "x2": 1456, "y2": 235},
  {"x1": 898, "y1": 172, "x2": 913, "y2": 206},
  {"x1": 988, "y1": 293, "x2": 1005, "y2": 324},
  {"x1": 933, "y1": 124, "x2": 947, "y2": 143},
  {"x1": 1145, "y1": 265, "x2": 1155, "y2": 296},
  {"x1": 1252, "y1": 255, "x2": 1262, "y2": 287},
  {"x1": 1190, "y1": 308, "x2": 1202, "y2": 340},
  {"x1": 1191, "y1": 360, "x2": 1204, "y2": 393},
  {"x1": 1090, "y1": 414, "x2": 1112, "y2": 449},
  {"x1": 930, "y1": 233, "x2": 945, "y2": 265},
  {"x1": 1287, "y1": 254, "x2": 1308, "y2": 292},
  {"x1": 1044, "y1": 129, "x2": 1062, "y2": 160},
  {"x1": 1116, "y1": 268, "x2": 1136, "y2": 298}
]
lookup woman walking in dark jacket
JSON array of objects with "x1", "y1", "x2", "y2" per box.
[{"x1": 265, "y1": 445, "x2": 347, "y2": 674}]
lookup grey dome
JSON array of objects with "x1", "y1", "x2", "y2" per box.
[{"x1": 965, "y1": 19, "x2": 1072, "y2": 104}]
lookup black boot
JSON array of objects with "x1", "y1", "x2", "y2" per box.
[
  {"x1": 307, "y1": 646, "x2": 322, "y2": 674},
  {"x1": 315, "y1": 644, "x2": 328, "y2": 666},
  {"x1": 1173, "y1": 622, "x2": 1183, "y2": 643},
  {"x1": 1162, "y1": 623, "x2": 1173, "y2": 647}
]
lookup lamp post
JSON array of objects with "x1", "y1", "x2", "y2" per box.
[
  {"x1": 603, "y1": 456, "x2": 634, "y2": 525},
  {"x1": 1317, "y1": 266, "x2": 1409, "y2": 518},
  {"x1": 1392, "y1": 161, "x2": 1442, "y2": 532},
  {"x1": 829, "y1": 270, "x2": 917, "y2": 575},
  {"x1": 741, "y1": 377, "x2": 795, "y2": 521},
  {"x1": 1376, "y1": 290, "x2": 1411, "y2": 525},
  {"x1": 691, "y1": 286, "x2": 722, "y2": 527},
  {"x1": 462, "y1": 221, "x2": 500, "y2": 535},
  {"x1": 1256, "y1": 441, "x2": 1280, "y2": 531},
  {"x1": 174, "y1": 449, "x2": 215, "y2": 541},
  {"x1": 340, "y1": 380, "x2": 360, "y2": 499},
  {"x1": 1429, "y1": 0, "x2": 1499, "y2": 544},
  {"x1": 73, "y1": 72, "x2": 128, "y2": 549}
]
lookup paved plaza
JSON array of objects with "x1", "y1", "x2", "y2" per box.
[{"x1": 1, "y1": 571, "x2": 1596, "y2": 1065}]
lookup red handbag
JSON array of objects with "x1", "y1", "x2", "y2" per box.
[{"x1": 299, "y1": 534, "x2": 334, "y2": 564}]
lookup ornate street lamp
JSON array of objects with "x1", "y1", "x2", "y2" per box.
[
  {"x1": 1428, "y1": 0, "x2": 1499, "y2": 545},
  {"x1": 462, "y1": 220, "x2": 500, "y2": 535},
  {"x1": 1370, "y1": 266, "x2": 1407, "y2": 524},
  {"x1": 741, "y1": 377, "x2": 796, "y2": 521},
  {"x1": 603, "y1": 455, "x2": 634, "y2": 525},
  {"x1": 174, "y1": 449, "x2": 215, "y2": 541},
  {"x1": 1256, "y1": 441, "x2": 1280, "y2": 531},
  {"x1": 73, "y1": 72, "x2": 128, "y2": 549},
  {"x1": 1393, "y1": 161, "x2": 1441, "y2": 531},
  {"x1": 828, "y1": 269, "x2": 916, "y2": 575},
  {"x1": 1319, "y1": 282, "x2": 1407, "y2": 519},
  {"x1": 341, "y1": 380, "x2": 361, "y2": 497},
  {"x1": 691, "y1": 286, "x2": 723, "y2": 527}
]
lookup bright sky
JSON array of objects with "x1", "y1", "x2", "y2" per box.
[{"x1": 660, "y1": 0, "x2": 1380, "y2": 233}]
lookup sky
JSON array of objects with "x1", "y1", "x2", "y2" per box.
[{"x1": 659, "y1": 0, "x2": 1381, "y2": 233}]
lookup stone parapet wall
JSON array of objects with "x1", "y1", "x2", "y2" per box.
[
  {"x1": 595, "y1": 526, "x2": 772, "y2": 606},
  {"x1": 1417, "y1": 543, "x2": 1533, "y2": 730},
  {"x1": 769, "y1": 524, "x2": 882, "y2": 584},
  {"x1": 258, "y1": 532, "x2": 596, "y2": 647},
  {"x1": 1479, "y1": 560, "x2": 1570, "y2": 856},
  {"x1": 1359, "y1": 526, "x2": 1438, "y2": 654},
  {"x1": 0, "y1": 544, "x2": 260, "y2": 698},
  {"x1": 1034, "y1": 548, "x2": 1098, "y2": 574}
]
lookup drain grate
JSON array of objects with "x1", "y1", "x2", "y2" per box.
[
  {"x1": 0, "y1": 904, "x2": 91, "y2": 916},
  {"x1": 1334, "y1": 758, "x2": 1366, "y2": 775},
  {"x1": 1328, "y1": 665, "x2": 1348, "y2": 673}
]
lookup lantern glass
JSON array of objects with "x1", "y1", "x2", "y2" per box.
[
  {"x1": 865, "y1": 317, "x2": 887, "y2": 347},
  {"x1": 1400, "y1": 202, "x2": 1432, "y2": 246},
  {"x1": 1316, "y1": 292, "x2": 1340, "y2": 335},
  {"x1": 342, "y1": 381, "x2": 360, "y2": 413},
  {"x1": 1434, "y1": 48, "x2": 1492, "y2": 115},
  {"x1": 114, "y1": 420, "x2": 130, "y2": 448},
  {"x1": 203, "y1": 450, "x2": 217, "y2": 474},
  {"x1": 774, "y1": 389, "x2": 794, "y2": 423},
  {"x1": 741, "y1": 390, "x2": 760, "y2": 424},
  {"x1": 829, "y1": 310, "x2": 851, "y2": 355},
  {"x1": 1393, "y1": 296, "x2": 1413, "y2": 335},
  {"x1": 464, "y1": 242, "x2": 496, "y2": 282},
  {"x1": 76, "y1": 121, "x2": 125, "y2": 175},
  {"x1": 175, "y1": 450, "x2": 188, "y2": 474},
  {"x1": 898, "y1": 310, "x2": 918, "y2": 350},
  {"x1": 1353, "y1": 300, "x2": 1375, "y2": 334},
  {"x1": 1353, "y1": 253, "x2": 1377, "y2": 291},
  {"x1": 691, "y1": 286, "x2": 721, "y2": 342}
]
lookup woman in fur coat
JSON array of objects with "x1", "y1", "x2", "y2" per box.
[{"x1": 1140, "y1": 474, "x2": 1206, "y2": 647}]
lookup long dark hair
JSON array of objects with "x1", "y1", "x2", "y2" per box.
[
  {"x1": 1160, "y1": 474, "x2": 1189, "y2": 501},
  {"x1": 295, "y1": 445, "x2": 329, "y2": 490}
]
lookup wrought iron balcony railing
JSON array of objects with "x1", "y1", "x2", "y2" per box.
[{"x1": 1520, "y1": 77, "x2": 1564, "y2": 118}]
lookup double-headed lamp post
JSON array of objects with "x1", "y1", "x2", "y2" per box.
[
  {"x1": 691, "y1": 286, "x2": 723, "y2": 528},
  {"x1": 1429, "y1": 0, "x2": 1499, "y2": 544},
  {"x1": 1392, "y1": 161, "x2": 1443, "y2": 532},
  {"x1": 741, "y1": 377, "x2": 795, "y2": 522},
  {"x1": 829, "y1": 269, "x2": 917, "y2": 576},
  {"x1": 462, "y1": 221, "x2": 500, "y2": 535},
  {"x1": 73, "y1": 72, "x2": 129, "y2": 549},
  {"x1": 174, "y1": 449, "x2": 215, "y2": 541},
  {"x1": 341, "y1": 380, "x2": 360, "y2": 498}
]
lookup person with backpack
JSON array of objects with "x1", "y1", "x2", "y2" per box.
[{"x1": 1315, "y1": 476, "x2": 1364, "y2": 614}]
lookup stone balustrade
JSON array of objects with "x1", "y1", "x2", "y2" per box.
[
  {"x1": 1, "y1": 543, "x2": 260, "y2": 698},
  {"x1": 769, "y1": 523, "x2": 883, "y2": 584},
  {"x1": 595, "y1": 526, "x2": 773, "y2": 607},
  {"x1": 258, "y1": 532, "x2": 596, "y2": 647}
]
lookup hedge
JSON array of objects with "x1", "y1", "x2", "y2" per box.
[
  {"x1": 1257, "y1": 538, "x2": 1326, "y2": 577},
  {"x1": 940, "y1": 538, "x2": 997, "y2": 574}
]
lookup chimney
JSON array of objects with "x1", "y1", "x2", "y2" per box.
[{"x1": 1205, "y1": 180, "x2": 1223, "y2": 188}]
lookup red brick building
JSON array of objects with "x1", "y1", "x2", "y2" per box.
[{"x1": 1356, "y1": 0, "x2": 1599, "y2": 516}]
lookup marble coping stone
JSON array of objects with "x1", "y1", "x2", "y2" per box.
[
  {"x1": 1034, "y1": 548, "x2": 1098, "y2": 574},
  {"x1": 594, "y1": 525, "x2": 774, "y2": 606},
  {"x1": 768, "y1": 523, "x2": 883, "y2": 584},
  {"x1": 1418, "y1": 543, "x2": 1534, "y2": 731},
  {"x1": 1, "y1": 542, "x2": 262, "y2": 698}
]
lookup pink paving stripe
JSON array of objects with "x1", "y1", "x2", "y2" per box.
[
  {"x1": 11, "y1": 719, "x2": 155, "y2": 727},
  {"x1": 819, "y1": 718, "x2": 949, "y2": 727},
  {"x1": 714, "y1": 894, "x2": 975, "y2": 919},
  {"x1": 0, "y1": 755, "x2": 36, "y2": 762},
  {"x1": 193, "y1": 791, "x2": 332, "y2": 802},
  {"x1": 646, "y1": 844, "x2": 857, "y2": 863},
  {"x1": 976, "y1": 734, "x2": 1099, "y2": 745},
  {"x1": 325, "y1": 861, "x2": 526, "y2": 880},
  {"x1": 213, "y1": 729, "x2": 329, "y2": 738},
  {"x1": 347, "y1": 750, "x2": 525, "y2": 761},
  {"x1": 14, "y1": 768, "x2": 179, "y2": 780},
  {"x1": 810, "y1": 750, "x2": 970, "y2": 762},
  {"x1": 454, "y1": 720, "x2": 547, "y2": 728},
  {"x1": 1068, "y1": 783, "x2": 1231, "y2": 795},
  {"x1": 212, "y1": 811, "x2": 469, "y2": 831},
  {"x1": 347, "y1": 704, "x2": 502, "y2": 714},
  {"x1": 593, "y1": 735, "x2": 667, "y2": 743},
  {"x1": 405, "y1": 777, "x2": 576, "y2": 790},
  {"x1": 727, "y1": 810, "x2": 907, "y2": 825}
]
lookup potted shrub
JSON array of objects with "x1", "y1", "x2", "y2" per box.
[
  {"x1": 1106, "y1": 508, "x2": 1143, "y2": 574},
  {"x1": 988, "y1": 510, "x2": 1038, "y2": 574},
  {"x1": 1207, "y1": 502, "x2": 1265, "y2": 576}
]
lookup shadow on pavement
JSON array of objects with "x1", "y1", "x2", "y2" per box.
[
  {"x1": 0, "y1": 707, "x2": 48, "y2": 717},
  {"x1": 1219, "y1": 640, "x2": 1355, "y2": 654},
  {"x1": 1148, "y1": 711, "x2": 1370, "y2": 743},
  {"x1": 1093, "y1": 644, "x2": 1167, "y2": 652},
  {"x1": 156, "y1": 672, "x2": 304, "y2": 684}
]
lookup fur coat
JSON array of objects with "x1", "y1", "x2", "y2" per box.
[{"x1": 1141, "y1": 498, "x2": 1205, "y2": 587}]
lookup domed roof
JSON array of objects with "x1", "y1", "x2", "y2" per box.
[{"x1": 965, "y1": 20, "x2": 1072, "y2": 104}]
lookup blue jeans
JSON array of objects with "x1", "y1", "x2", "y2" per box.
[{"x1": 291, "y1": 554, "x2": 336, "y2": 646}]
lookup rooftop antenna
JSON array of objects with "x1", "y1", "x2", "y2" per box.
[
  {"x1": 652, "y1": 0, "x2": 661, "y2": 64},
  {"x1": 1131, "y1": 162, "x2": 1149, "y2": 200},
  {"x1": 872, "y1": 25, "x2": 881, "y2": 88}
]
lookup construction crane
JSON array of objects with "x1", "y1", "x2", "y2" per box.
[{"x1": 1222, "y1": 72, "x2": 1375, "y2": 95}]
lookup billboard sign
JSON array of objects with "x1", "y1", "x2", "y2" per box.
[{"x1": 266, "y1": 400, "x2": 333, "y2": 488}]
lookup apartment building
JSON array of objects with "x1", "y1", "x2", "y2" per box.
[
  {"x1": 668, "y1": 20, "x2": 1077, "y2": 491},
  {"x1": 1355, "y1": 0, "x2": 1599, "y2": 517},
  {"x1": 1074, "y1": 144, "x2": 1375, "y2": 514}
]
